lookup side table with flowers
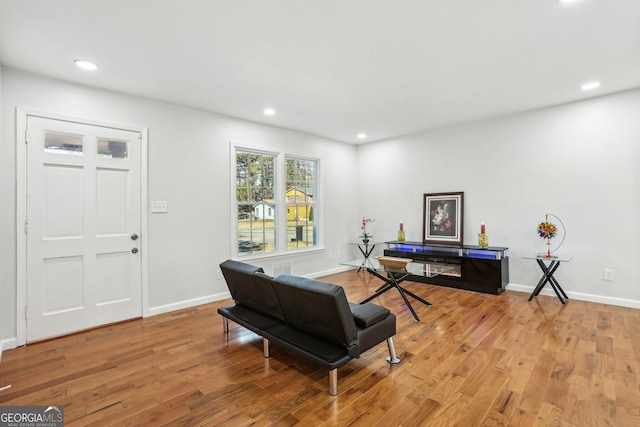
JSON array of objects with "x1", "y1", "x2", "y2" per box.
[
  {"x1": 537, "y1": 213, "x2": 565, "y2": 258},
  {"x1": 360, "y1": 217, "x2": 375, "y2": 244}
]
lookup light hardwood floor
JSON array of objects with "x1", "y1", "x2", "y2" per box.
[{"x1": 1, "y1": 271, "x2": 639, "y2": 426}]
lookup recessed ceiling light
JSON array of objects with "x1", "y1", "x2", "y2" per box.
[
  {"x1": 264, "y1": 108, "x2": 276, "y2": 116},
  {"x1": 357, "y1": 133, "x2": 367, "y2": 139},
  {"x1": 580, "y1": 81, "x2": 601, "y2": 91},
  {"x1": 74, "y1": 60, "x2": 99, "y2": 71},
  {"x1": 558, "y1": 0, "x2": 580, "y2": 4}
]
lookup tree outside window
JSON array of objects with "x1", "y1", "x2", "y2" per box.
[
  {"x1": 236, "y1": 151, "x2": 276, "y2": 255},
  {"x1": 235, "y1": 149, "x2": 319, "y2": 256}
]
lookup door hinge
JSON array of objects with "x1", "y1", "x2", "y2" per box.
[
  {"x1": 25, "y1": 306, "x2": 28, "y2": 320},
  {"x1": 25, "y1": 219, "x2": 29, "y2": 233}
]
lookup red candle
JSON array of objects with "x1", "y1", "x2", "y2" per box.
[
  {"x1": 400, "y1": 221, "x2": 404, "y2": 231},
  {"x1": 481, "y1": 222, "x2": 485, "y2": 234}
]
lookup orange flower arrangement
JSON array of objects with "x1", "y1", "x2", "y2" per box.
[{"x1": 537, "y1": 221, "x2": 557, "y2": 239}]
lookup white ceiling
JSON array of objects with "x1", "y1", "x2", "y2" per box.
[{"x1": 1, "y1": 0, "x2": 639, "y2": 144}]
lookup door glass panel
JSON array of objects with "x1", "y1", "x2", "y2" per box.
[
  {"x1": 44, "y1": 132, "x2": 83, "y2": 155},
  {"x1": 98, "y1": 138, "x2": 128, "y2": 159}
]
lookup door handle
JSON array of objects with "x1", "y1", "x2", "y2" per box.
[
  {"x1": 131, "y1": 233, "x2": 139, "y2": 240},
  {"x1": 131, "y1": 248, "x2": 139, "y2": 254}
]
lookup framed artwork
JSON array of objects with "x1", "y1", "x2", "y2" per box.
[{"x1": 423, "y1": 192, "x2": 464, "y2": 245}]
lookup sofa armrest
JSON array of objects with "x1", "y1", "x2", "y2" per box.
[{"x1": 349, "y1": 302, "x2": 391, "y2": 328}]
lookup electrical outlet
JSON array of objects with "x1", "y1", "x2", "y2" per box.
[
  {"x1": 328, "y1": 251, "x2": 332, "y2": 260},
  {"x1": 216, "y1": 269, "x2": 222, "y2": 280},
  {"x1": 150, "y1": 200, "x2": 168, "y2": 213},
  {"x1": 603, "y1": 269, "x2": 614, "y2": 282},
  {"x1": 337, "y1": 250, "x2": 341, "y2": 259}
]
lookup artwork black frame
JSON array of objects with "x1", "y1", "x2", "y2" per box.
[{"x1": 423, "y1": 192, "x2": 464, "y2": 245}]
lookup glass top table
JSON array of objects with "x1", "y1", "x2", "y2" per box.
[
  {"x1": 522, "y1": 255, "x2": 573, "y2": 304},
  {"x1": 522, "y1": 255, "x2": 573, "y2": 263},
  {"x1": 349, "y1": 241, "x2": 380, "y2": 272},
  {"x1": 342, "y1": 257, "x2": 454, "y2": 277},
  {"x1": 342, "y1": 257, "x2": 455, "y2": 322}
]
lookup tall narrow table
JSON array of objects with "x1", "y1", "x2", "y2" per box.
[
  {"x1": 342, "y1": 258, "x2": 454, "y2": 322},
  {"x1": 350, "y1": 241, "x2": 377, "y2": 272},
  {"x1": 523, "y1": 255, "x2": 572, "y2": 304}
]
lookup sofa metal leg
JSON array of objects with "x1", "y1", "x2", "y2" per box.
[
  {"x1": 329, "y1": 368, "x2": 338, "y2": 395},
  {"x1": 223, "y1": 317, "x2": 229, "y2": 333},
  {"x1": 263, "y1": 338, "x2": 270, "y2": 358},
  {"x1": 386, "y1": 337, "x2": 401, "y2": 364}
]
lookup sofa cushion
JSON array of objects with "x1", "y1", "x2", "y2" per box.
[
  {"x1": 354, "y1": 313, "x2": 397, "y2": 354},
  {"x1": 348, "y1": 302, "x2": 391, "y2": 328},
  {"x1": 263, "y1": 323, "x2": 353, "y2": 370},
  {"x1": 220, "y1": 260, "x2": 285, "y2": 321},
  {"x1": 218, "y1": 304, "x2": 280, "y2": 334},
  {"x1": 271, "y1": 274, "x2": 358, "y2": 347}
]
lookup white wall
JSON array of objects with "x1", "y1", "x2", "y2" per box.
[
  {"x1": 2, "y1": 66, "x2": 639, "y2": 347},
  {"x1": 0, "y1": 67, "x2": 358, "y2": 345},
  {"x1": 356, "y1": 89, "x2": 640, "y2": 306}
]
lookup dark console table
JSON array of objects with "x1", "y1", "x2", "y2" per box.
[{"x1": 383, "y1": 241, "x2": 509, "y2": 295}]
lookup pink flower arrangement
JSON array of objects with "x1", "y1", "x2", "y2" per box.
[{"x1": 361, "y1": 217, "x2": 375, "y2": 239}]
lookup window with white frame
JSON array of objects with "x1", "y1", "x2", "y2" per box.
[
  {"x1": 234, "y1": 148, "x2": 318, "y2": 257},
  {"x1": 285, "y1": 156, "x2": 317, "y2": 250}
]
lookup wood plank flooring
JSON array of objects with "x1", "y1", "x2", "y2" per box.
[{"x1": 1, "y1": 271, "x2": 639, "y2": 426}]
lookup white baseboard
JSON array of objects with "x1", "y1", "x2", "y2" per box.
[
  {"x1": 0, "y1": 296, "x2": 232, "y2": 356},
  {"x1": 308, "y1": 271, "x2": 640, "y2": 309},
  {"x1": 305, "y1": 265, "x2": 352, "y2": 279},
  {"x1": 309, "y1": 271, "x2": 640, "y2": 310},
  {"x1": 146, "y1": 291, "x2": 231, "y2": 317},
  {"x1": 1, "y1": 338, "x2": 19, "y2": 362},
  {"x1": 506, "y1": 283, "x2": 640, "y2": 309}
]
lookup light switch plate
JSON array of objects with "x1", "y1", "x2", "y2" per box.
[{"x1": 151, "y1": 200, "x2": 168, "y2": 213}]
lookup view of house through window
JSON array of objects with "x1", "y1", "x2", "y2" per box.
[
  {"x1": 285, "y1": 157, "x2": 316, "y2": 249},
  {"x1": 236, "y1": 151, "x2": 276, "y2": 255},
  {"x1": 235, "y1": 149, "x2": 318, "y2": 256}
]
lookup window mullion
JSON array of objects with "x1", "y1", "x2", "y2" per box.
[{"x1": 275, "y1": 152, "x2": 286, "y2": 252}]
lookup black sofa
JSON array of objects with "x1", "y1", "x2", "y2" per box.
[{"x1": 217, "y1": 259, "x2": 400, "y2": 395}]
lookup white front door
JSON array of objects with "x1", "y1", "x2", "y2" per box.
[{"x1": 25, "y1": 116, "x2": 142, "y2": 342}]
